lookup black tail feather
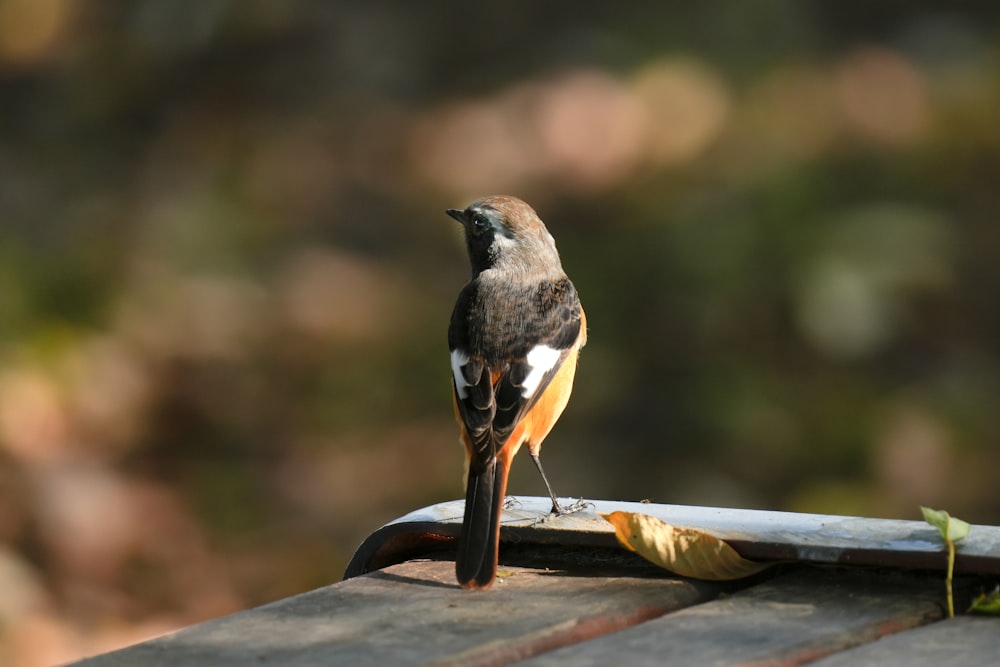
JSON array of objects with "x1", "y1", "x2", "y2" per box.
[{"x1": 456, "y1": 457, "x2": 509, "y2": 588}]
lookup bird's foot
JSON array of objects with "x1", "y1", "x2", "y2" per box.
[
  {"x1": 529, "y1": 498, "x2": 591, "y2": 526},
  {"x1": 551, "y1": 497, "x2": 591, "y2": 516},
  {"x1": 502, "y1": 496, "x2": 523, "y2": 510}
]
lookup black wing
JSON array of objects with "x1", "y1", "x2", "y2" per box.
[{"x1": 450, "y1": 279, "x2": 583, "y2": 471}]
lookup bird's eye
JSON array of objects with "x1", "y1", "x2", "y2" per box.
[{"x1": 470, "y1": 213, "x2": 490, "y2": 235}]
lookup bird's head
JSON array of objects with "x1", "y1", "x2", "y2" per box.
[{"x1": 446, "y1": 195, "x2": 562, "y2": 278}]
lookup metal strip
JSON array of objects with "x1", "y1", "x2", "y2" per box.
[{"x1": 344, "y1": 497, "x2": 1000, "y2": 579}]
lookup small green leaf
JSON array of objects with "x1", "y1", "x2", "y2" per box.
[
  {"x1": 921, "y1": 506, "x2": 970, "y2": 544},
  {"x1": 969, "y1": 587, "x2": 1000, "y2": 615},
  {"x1": 920, "y1": 506, "x2": 949, "y2": 536},
  {"x1": 920, "y1": 505, "x2": 971, "y2": 618},
  {"x1": 947, "y1": 516, "x2": 970, "y2": 543}
]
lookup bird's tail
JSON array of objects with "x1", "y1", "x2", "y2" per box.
[{"x1": 455, "y1": 450, "x2": 511, "y2": 589}]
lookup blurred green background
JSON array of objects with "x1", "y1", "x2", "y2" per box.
[{"x1": 2, "y1": 1, "x2": 999, "y2": 664}]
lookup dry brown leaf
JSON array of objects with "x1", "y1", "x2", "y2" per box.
[{"x1": 601, "y1": 511, "x2": 772, "y2": 581}]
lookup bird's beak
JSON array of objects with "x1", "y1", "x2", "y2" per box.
[{"x1": 445, "y1": 208, "x2": 467, "y2": 224}]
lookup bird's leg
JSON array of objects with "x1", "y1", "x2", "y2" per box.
[
  {"x1": 528, "y1": 452, "x2": 561, "y2": 513},
  {"x1": 529, "y1": 452, "x2": 588, "y2": 516}
]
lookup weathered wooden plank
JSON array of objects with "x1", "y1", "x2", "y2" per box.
[
  {"x1": 70, "y1": 560, "x2": 717, "y2": 667},
  {"x1": 514, "y1": 568, "x2": 944, "y2": 667},
  {"x1": 809, "y1": 615, "x2": 999, "y2": 667},
  {"x1": 346, "y1": 498, "x2": 1000, "y2": 578}
]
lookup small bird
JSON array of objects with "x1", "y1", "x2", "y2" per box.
[{"x1": 446, "y1": 195, "x2": 586, "y2": 589}]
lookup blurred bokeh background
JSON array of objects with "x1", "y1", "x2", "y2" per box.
[{"x1": 2, "y1": 1, "x2": 999, "y2": 664}]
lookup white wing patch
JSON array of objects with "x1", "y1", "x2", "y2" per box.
[
  {"x1": 522, "y1": 345, "x2": 561, "y2": 398},
  {"x1": 450, "y1": 348, "x2": 471, "y2": 399}
]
